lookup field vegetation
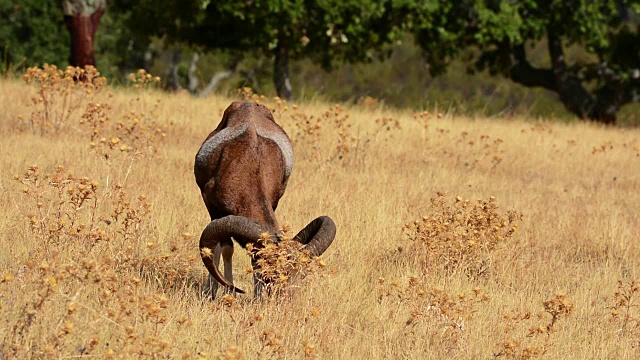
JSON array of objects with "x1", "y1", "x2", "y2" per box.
[{"x1": 0, "y1": 66, "x2": 639, "y2": 359}]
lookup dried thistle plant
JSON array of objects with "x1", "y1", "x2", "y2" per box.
[
  {"x1": 322, "y1": 105, "x2": 356, "y2": 161},
  {"x1": 21, "y1": 64, "x2": 107, "y2": 134},
  {"x1": 403, "y1": 193, "x2": 522, "y2": 277},
  {"x1": 247, "y1": 229, "x2": 328, "y2": 299},
  {"x1": 79, "y1": 100, "x2": 172, "y2": 162},
  {"x1": 455, "y1": 132, "x2": 506, "y2": 169},
  {"x1": 413, "y1": 110, "x2": 433, "y2": 131},
  {"x1": 357, "y1": 95, "x2": 381, "y2": 110},
  {"x1": 14, "y1": 165, "x2": 101, "y2": 254},
  {"x1": 3, "y1": 165, "x2": 201, "y2": 358},
  {"x1": 377, "y1": 276, "x2": 490, "y2": 352},
  {"x1": 291, "y1": 111, "x2": 323, "y2": 156},
  {"x1": 375, "y1": 117, "x2": 401, "y2": 133},
  {"x1": 494, "y1": 294, "x2": 574, "y2": 359},
  {"x1": 80, "y1": 101, "x2": 111, "y2": 143},
  {"x1": 127, "y1": 69, "x2": 161, "y2": 90},
  {"x1": 609, "y1": 279, "x2": 640, "y2": 336}
]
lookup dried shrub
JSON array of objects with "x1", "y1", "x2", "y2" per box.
[
  {"x1": 374, "y1": 117, "x2": 401, "y2": 134},
  {"x1": 80, "y1": 101, "x2": 111, "y2": 143},
  {"x1": 14, "y1": 165, "x2": 102, "y2": 254},
  {"x1": 413, "y1": 110, "x2": 434, "y2": 131},
  {"x1": 494, "y1": 294, "x2": 574, "y2": 359},
  {"x1": 80, "y1": 103, "x2": 172, "y2": 162},
  {"x1": 457, "y1": 132, "x2": 506, "y2": 168},
  {"x1": 291, "y1": 111, "x2": 323, "y2": 156},
  {"x1": 127, "y1": 69, "x2": 161, "y2": 90},
  {"x1": 357, "y1": 95, "x2": 381, "y2": 110},
  {"x1": 402, "y1": 193, "x2": 522, "y2": 277},
  {"x1": 322, "y1": 105, "x2": 356, "y2": 161},
  {"x1": 609, "y1": 279, "x2": 640, "y2": 337},
  {"x1": 21, "y1": 64, "x2": 107, "y2": 134},
  {"x1": 2, "y1": 165, "x2": 200, "y2": 358},
  {"x1": 216, "y1": 346, "x2": 244, "y2": 360},
  {"x1": 0, "y1": 254, "x2": 193, "y2": 358},
  {"x1": 236, "y1": 87, "x2": 276, "y2": 107},
  {"x1": 246, "y1": 229, "x2": 328, "y2": 299},
  {"x1": 13, "y1": 165, "x2": 152, "y2": 257},
  {"x1": 110, "y1": 109, "x2": 171, "y2": 155},
  {"x1": 290, "y1": 104, "x2": 358, "y2": 163},
  {"x1": 377, "y1": 276, "x2": 490, "y2": 353}
]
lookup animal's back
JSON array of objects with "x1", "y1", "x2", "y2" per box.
[{"x1": 194, "y1": 102, "x2": 293, "y2": 227}]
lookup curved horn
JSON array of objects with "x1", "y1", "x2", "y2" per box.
[
  {"x1": 293, "y1": 216, "x2": 336, "y2": 256},
  {"x1": 199, "y1": 215, "x2": 274, "y2": 294}
]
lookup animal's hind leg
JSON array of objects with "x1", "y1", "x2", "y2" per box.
[
  {"x1": 220, "y1": 237, "x2": 235, "y2": 294},
  {"x1": 203, "y1": 243, "x2": 223, "y2": 299}
]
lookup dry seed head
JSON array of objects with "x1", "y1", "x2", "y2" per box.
[
  {"x1": 220, "y1": 346, "x2": 243, "y2": 360},
  {"x1": 259, "y1": 232, "x2": 272, "y2": 242},
  {"x1": 63, "y1": 321, "x2": 74, "y2": 333},
  {"x1": 221, "y1": 293, "x2": 236, "y2": 307},
  {"x1": 201, "y1": 247, "x2": 213, "y2": 258}
]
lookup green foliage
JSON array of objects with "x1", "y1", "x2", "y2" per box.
[
  {"x1": 398, "y1": 0, "x2": 640, "y2": 123},
  {"x1": 3, "y1": 0, "x2": 639, "y2": 124},
  {"x1": 118, "y1": 0, "x2": 399, "y2": 67},
  {"x1": 0, "y1": 0, "x2": 69, "y2": 73},
  {"x1": 93, "y1": 6, "x2": 149, "y2": 82},
  {"x1": 290, "y1": 39, "x2": 572, "y2": 120},
  {"x1": 0, "y1": 1, "x2": 142, "y2": 81}
]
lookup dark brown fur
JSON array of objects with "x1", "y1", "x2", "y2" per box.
[
  {"x1": 195, "y1": 101, "x2": 290, "y2": 247},
  {"x1": 195, "y1": 102, "x2": 336, "y2": 297}
]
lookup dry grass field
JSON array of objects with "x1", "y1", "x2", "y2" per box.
[{"x1": 1, "y1": 66, "x2": 639, "y2": 359}]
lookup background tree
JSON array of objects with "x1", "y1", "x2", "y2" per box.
[
  {"x1": 3, "y1": 0, "x2": 640, "y2": 125},
  {"x1": 0, "y1": 0, "x2": 69, "y2": 72},
  {"x1": 1, "y1": 0, "x2": 132, "y2": 80},
  {"x1": 62, "y1": 0, "x2": 106, "y2": 68},
  {"x1": 399, "y1": 0, "x2": 640, "y2": 124},
  {"x1": 118, "y1": 0, "x2": 400, "y2": 100}
]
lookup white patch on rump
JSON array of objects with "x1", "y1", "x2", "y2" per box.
[
  {"x1": 256, "y1": 127, "x2": 293, "y2": 178},
  {"x1": 195, "y1": 120, "x2": 293, "y2": 178},
  {"x1": 196, "y1": 122, "x2": 249, "y2": 168}
]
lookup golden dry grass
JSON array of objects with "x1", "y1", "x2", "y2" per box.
[{"x1": 1, "y1": 67, "x2": 639, "y2": 359}]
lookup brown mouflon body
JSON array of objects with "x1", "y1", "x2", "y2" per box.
[{"x1": 195, "y1": 102, "x2": 335, "y2": 297}]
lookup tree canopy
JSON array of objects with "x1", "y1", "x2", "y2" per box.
[
  {"x1": 2, "y1": 0, "x2": 640, "y2": 123},
  {"x1": 114, "y1": 0, "x2": 401, "y2": 99},
  {"x1": 400, "y1": 0, "x2": 640, "y2": 123},
  {"x1": 0, "y1": 0, "x2": 69, "y2": 71}
]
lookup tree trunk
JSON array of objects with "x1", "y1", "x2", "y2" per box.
[
  {"x1": 198, "y1": 70, "x2": 235, "y2": 97},
  {"x1": 188, "y1": 52, "x2": 200, "y2": 94},
  {"x1": 167, "y1": 49, "x2": 182, "y2": 92},
  {"x1": 62, "y1": 0, "x2": 105, "y2": 68},
  {"x1": 546, "y1": 31, "x2": 598, "y2": 121},
  {"x1": 273, "y1": 32, "x2": 293, "y2": 100},
  {"x1": 198, "y1": 56, "x2": 240, "y2": 97},
  {"x1": 143, "y1": 45, "x2": 154, "y2": 72},
  {"x1": 503, "y1": 36, "x2": 630, "y2": 125}
]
